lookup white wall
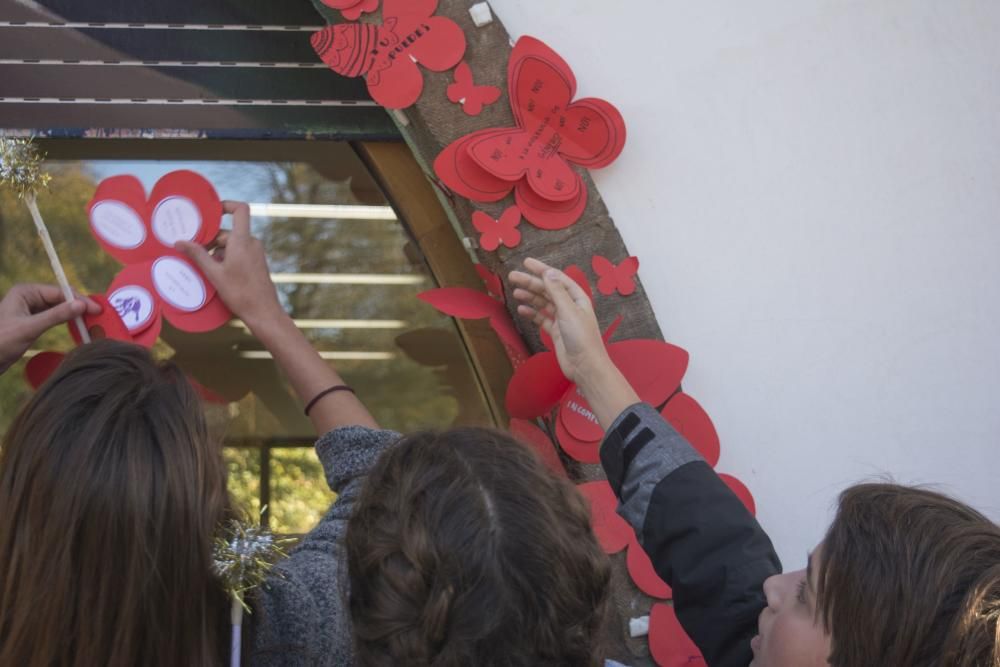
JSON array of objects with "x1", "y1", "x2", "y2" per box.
[{"x1": 486, "y1": 0, "x2": 1000, "y2": 567}]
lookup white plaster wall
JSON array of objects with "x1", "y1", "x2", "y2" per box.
[{"x1": 485, "y1": 0, "x2": 1000, "y2": 567}]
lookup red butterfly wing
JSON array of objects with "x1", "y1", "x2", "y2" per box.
[
  {"x1": 507, "y1": 36, "x2": 577, "y2": 129},
  {"x1": 447, "y1": 62, "x2": 475, "y2": 104},
  {"x1": 418, "y1": 288, "x2": 505, "y2": 320},
  {"x1": 311, "y1": 24, "x2": 380, "y2": 79},
  {"x1": 554, "y1": 411, "x2": 601, "y2": 463},
  {"x1": 434, "y1": 129, "x2": 515, "y2": 203},
  {"x1": 719, "y1": 474, "x2": 757, "y2": 515},
  {"x1": 559, "y1": 97, "x2": 628, "y2": 169},
  {"x1": 515, "y1": 180, "x2": 587, "y2": 230},
  {"x1": 509, "y1": 419, "x2": 567, "y2": 477}
]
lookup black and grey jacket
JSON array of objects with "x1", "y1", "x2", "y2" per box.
[{"x1": 601, "y1": 403, "x2": 781, "y2": 667}]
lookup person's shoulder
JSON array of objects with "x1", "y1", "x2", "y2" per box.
[{"x1": 315, "y1": 426, "x2": 402, "y2": 492}]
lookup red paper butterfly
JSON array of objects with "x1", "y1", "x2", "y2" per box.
[
  {"x1": 311, "y1": 0, "x2": 466, "y2": 109},
  {"x1": 447, "y1": 61, "x2": 502, "y2": 116},
  {"x1": 434, "y1": 36, "x2": 626, "y2": 230},
  {"x1": 472, "y1": 206, "x2": 522, "y2": 251},
  {"x1": 593, "y1": 255, "x2": 639, "y2": 296},
  {"x1": 86, "y1": 171, "x2": 232, "y2": 344},
  {"x1": 319, "y1": 0, "x2": 378, "y2": 21}
]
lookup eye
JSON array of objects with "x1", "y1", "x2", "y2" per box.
[{"x1": 796, "y1": 579, "x2": 808, "y2": 605}]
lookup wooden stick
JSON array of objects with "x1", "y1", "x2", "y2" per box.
[{"x1": 24, "y1": 194, "x2": 90, "y2": 343}]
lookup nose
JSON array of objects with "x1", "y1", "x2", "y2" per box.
[{"x1": 762, "y1": 569, "x2": 804, "y2": 610}]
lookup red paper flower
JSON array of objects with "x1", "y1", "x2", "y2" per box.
[
  {"x1": 311, "y1": 0, "x2": 467, "y2": 109},
  {"x1": 86, "y1": 171, "x2": 232, "y2": 346},
  {"x1": 319, "y1": 0, "x2": 379, "y2": 21},
  {"x1": 434, "y1": 36, "x2": 627, "y2": 230}
]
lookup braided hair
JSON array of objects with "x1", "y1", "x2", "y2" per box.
[{"x1": 346, "y1": 428, "x2": 611, "y2": 666}]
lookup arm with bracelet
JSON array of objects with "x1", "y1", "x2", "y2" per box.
[{"x1": 178, "y1": 201, "x2": 395, "y2": 665}]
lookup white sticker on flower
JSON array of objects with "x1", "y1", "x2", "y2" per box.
[
  {"x1": 151, "y1": 257, "x2": 207, "y2": 312},
  {"x1": 90, "y1": 201, "x2": 147, "y2": 249},
  {"x1": 152, "y1": 196, "x2": 202, "y2": 247},
  {"x1": 108, "y1": 285, "x2": 155, "y2": 331}
]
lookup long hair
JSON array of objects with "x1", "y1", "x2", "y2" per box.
[
  {"x1": 819, "y1": 483, "x2": 1000, "y2": 666},
  {"x1": 346, "y1": 428, "x2": 612, "y2": 666},
  {"x1": 0, "y1": 341, "x2": 231, "y2": 666}
]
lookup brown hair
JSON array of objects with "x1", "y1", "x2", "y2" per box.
[
  {"x1": 0, "y1": 341, "x2": 230, "y2": 666},
  {"x1": 346, "y1": 428, "x2": 611, "y2": 666},
  {"x1": 818, "y1": 483, "x2": 1000, "y2": 667}
]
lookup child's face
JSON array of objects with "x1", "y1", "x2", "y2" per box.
[{"x1": 750, "y1": 543, "x2": 831, "y2": 666}]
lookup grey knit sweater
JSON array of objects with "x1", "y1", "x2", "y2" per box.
[{"x1": 245, "y1": 424, "x2": 400, "y2": 667}]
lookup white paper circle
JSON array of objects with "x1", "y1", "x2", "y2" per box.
[
  {"x1": 152, "y1": 196, "x2": 202, "y2": 247},
  {"x1": 151, "y1": 257, "x2": 207, "y2": 312},
  {"x1": 108, "y1": 285, "x2": 155, "y2": 331},
  {"x1": 90, "y1": 201, "x2": 147, "y2": 250}
]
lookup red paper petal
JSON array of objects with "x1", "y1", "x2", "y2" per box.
[
  {"x1": 509, "y1": 419, "x2": 566, "y2": 477},
  {"x1": 69, "y1": 294, "x2": 132, "y2": 345},
  {"x1": 87, "y1": 175, "x2": 156, "y2": 265},
  {"x1": 505, "y1": 351, "x2": 571, "y2": 419},
  {"x1": 187, "y1": 375, "x2": 230, "y2": 405},
  {"x1": 474, "y1": 265, "x2": 505, "y2": 303},
  {"x1": 559, "y1": 386, "x2": 604, "y2": 444},
  {"x1": 515, "y1": 180, "x2": 587, "y2": 230},
  {"x1": 418, "y1": 287, "x2": 506, "y2": 320},
  {"x1": 718, "y1": 473, "x2": 757, "y2": 516},
  {"x1": 434, "y1": 129, "x2": 515, "y2": 203},
  {"x1": 626, "y1": 536, "x2": 672, "y2": 599},
  {"x1": 25, "y1": 351, "x2": 66, "y2": 389},
  {"x1": 649, "y1": 603, "x2": 707, "y2": 667},
  {"x1": 107, "y1": 262, "x2": 161, "y2": 336},
  {"x1": 555, "y1": 408, "x2": 601, "y2": 464},
  {"x1": 606, "y1": 339, "x2": 688, "y2": 407},
  {"x1": 660, "y1": 393, "x2": 720, "y2": 468},
  {"x1": 577, "y1": 481, "x2": 631, "y2": 554},
  {"x1": 563, "y1": 265, "x2": 594, "y2": 303},
  {"x1": 148, "y1": 170, "x2": 223, "y2": 249},
  {"x1": 162, "y1": 294, "x2": 233, "y2": 333}
]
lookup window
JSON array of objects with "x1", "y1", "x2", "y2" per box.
[{"x1": 0, "y1": 139, "x2": 494, "y2": 533}]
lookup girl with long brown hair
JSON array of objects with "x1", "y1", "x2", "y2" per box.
[{"x1": 511, "y1": 257, "x2": 1000, "y2": 667}]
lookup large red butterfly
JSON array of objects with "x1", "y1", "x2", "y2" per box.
[
  {"x1": 434, "y1": 37, "x2": 626, "y2": 230},
  {"x1": 447, "y1": 61, "x2": 502, "y2": 116},
  {"x1": 593, "y1": 255, "x2": 639, "y2": 296},
  {"x1": 472, "y1": 206, "x2": 522, "y2": 251},
  {"x1": 311, "y1": 0, "x2": 466, "y2": 109}
]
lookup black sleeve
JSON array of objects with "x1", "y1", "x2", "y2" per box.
[{"x1": 600, "y1": 403, "x2": 781, "y2": 667}]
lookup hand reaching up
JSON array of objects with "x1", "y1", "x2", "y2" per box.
[
  {"x1": 509, "y1": 258, "x2": 609, "y2": 384},
  {"x1": 176, "y1": 201, "x2": 284, "y2": 332}
]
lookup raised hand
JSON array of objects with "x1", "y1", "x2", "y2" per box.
[{"x1": 176, "y1": 201, "x2": 283, "y2": 331}]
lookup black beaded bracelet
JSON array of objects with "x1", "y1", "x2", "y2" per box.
[{"x1": 304, "y1": 384, "x2": 355, "y2": 416}]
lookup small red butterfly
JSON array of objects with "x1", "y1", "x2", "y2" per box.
[
  {"x1": 447, "y1": 61, "x2": 501, "y2": 116},
  {"x1": 593, "y1": 255, "x2": 640, "y2": 296},
  {"x1": 473, "y1": 206, "x2": 522, "y2": 251}
]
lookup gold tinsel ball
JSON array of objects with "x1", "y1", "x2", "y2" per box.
[{"x1": 0, "y1": 137, "x2": 52, "y2": 199}]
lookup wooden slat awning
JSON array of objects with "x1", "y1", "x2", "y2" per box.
[{"x1": 0, "y1": 0, "x2": 398, "y2": 139}]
